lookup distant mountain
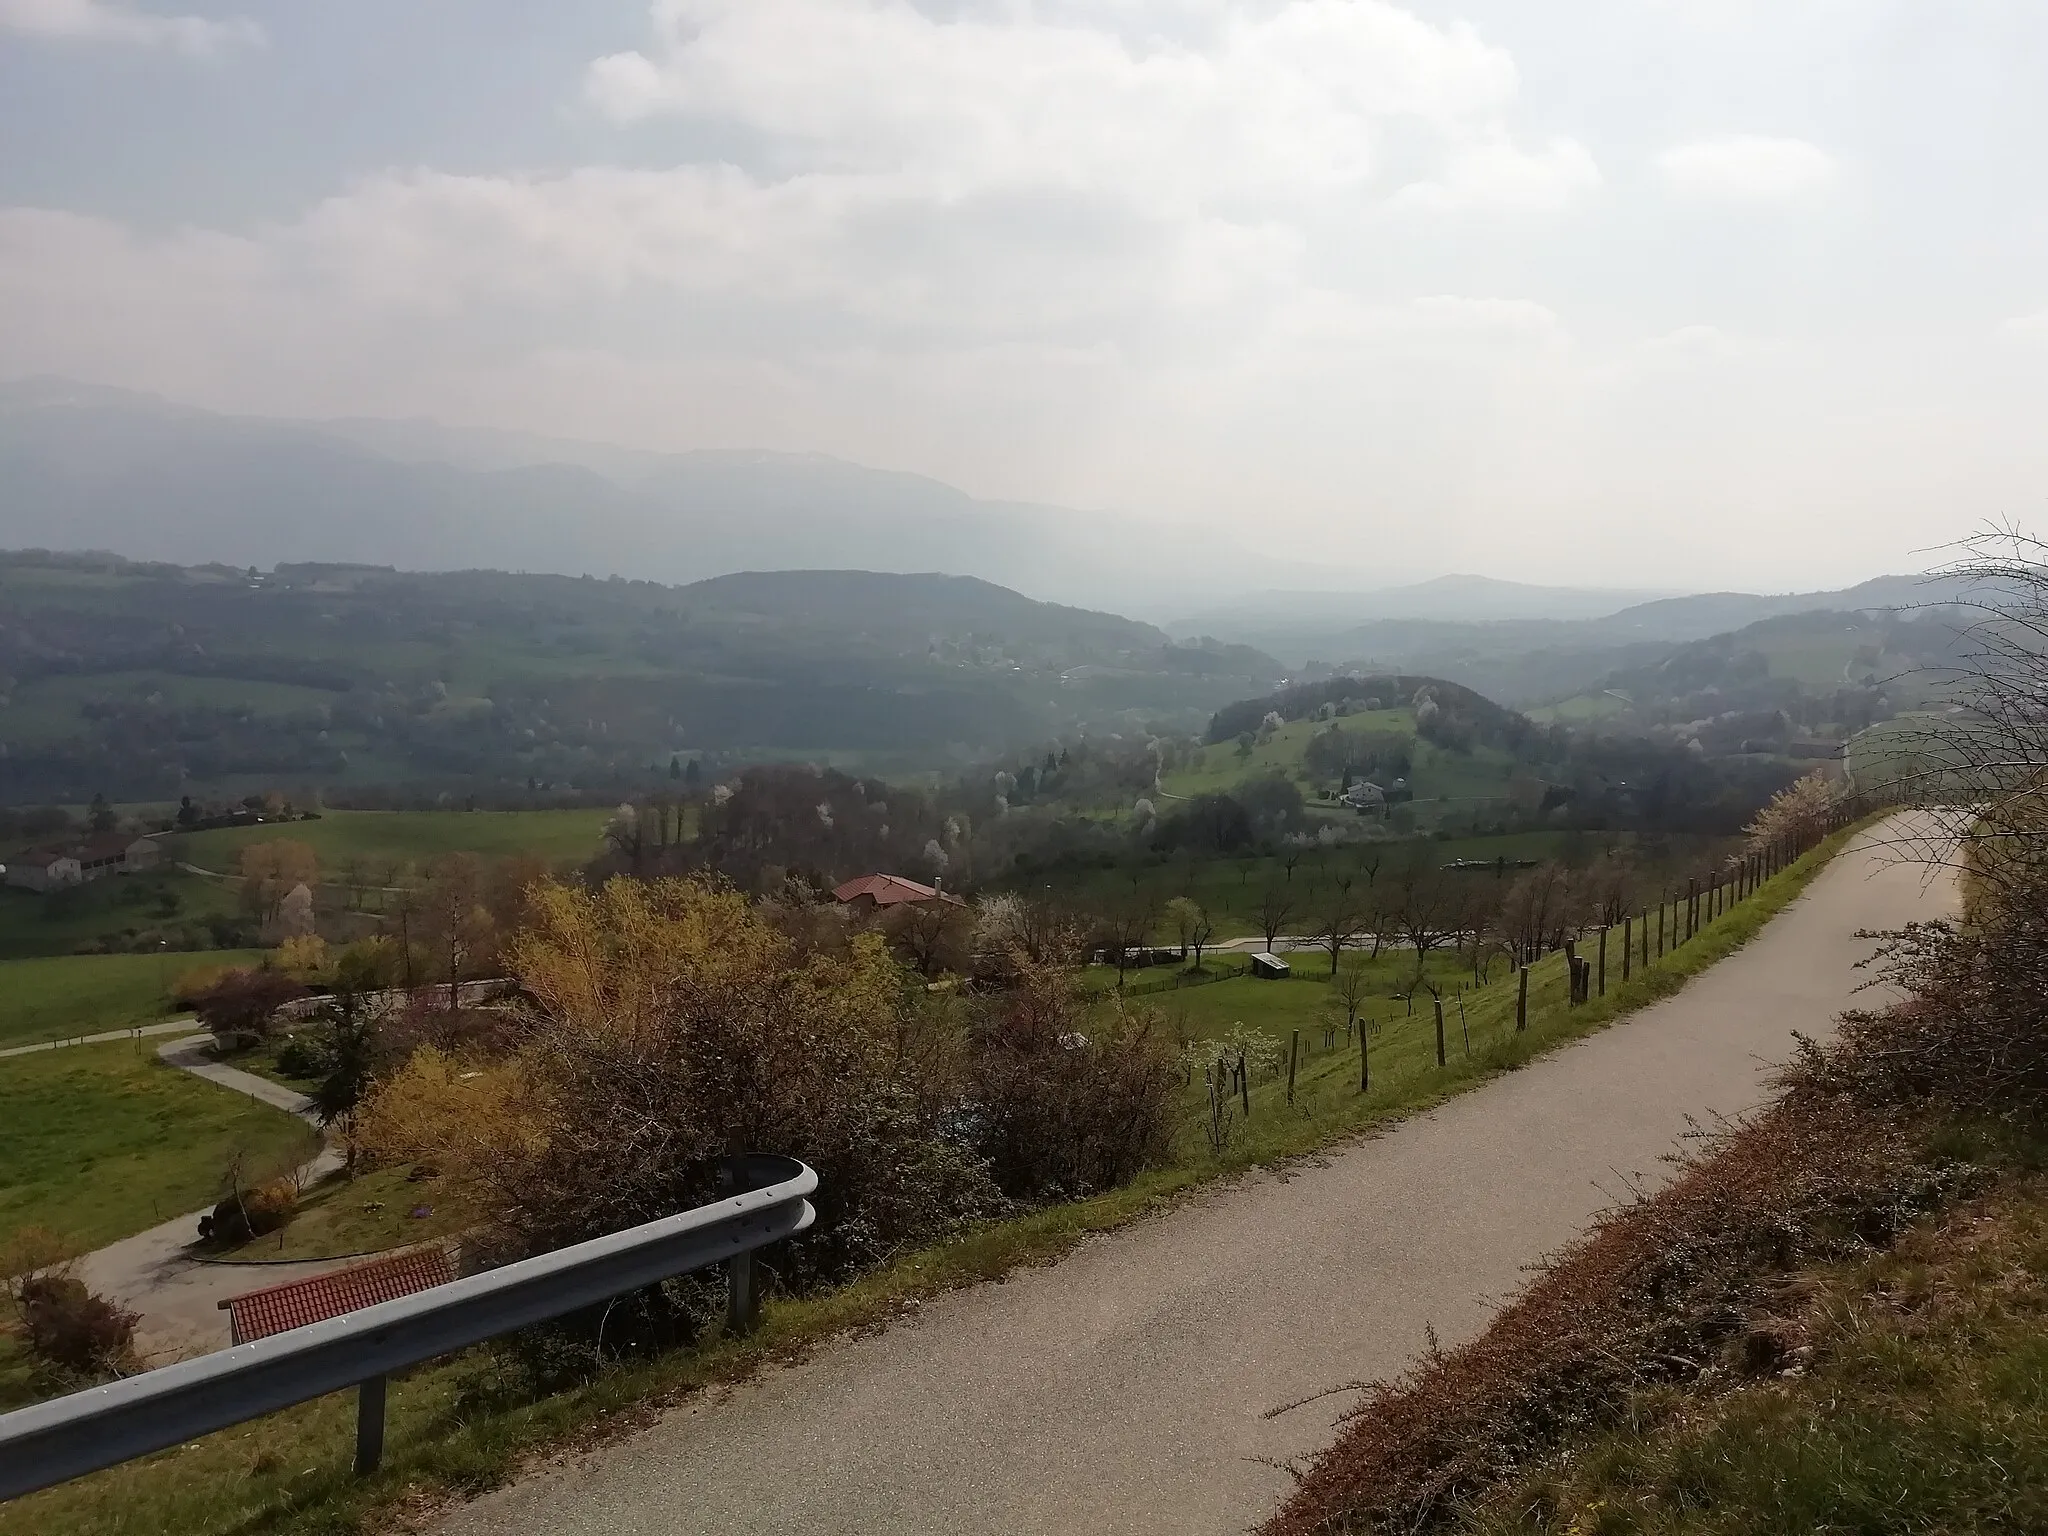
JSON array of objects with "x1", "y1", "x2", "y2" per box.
[
  {"x1": 1592, "y1": 574, "x2": 1974, "y2": 640},
  {"x1": 0, "y1": 376, "x2": 1371, "y2": 615},
  {"x1": 1174, "y1": 575, "x2": 1676, "y2": 636}
]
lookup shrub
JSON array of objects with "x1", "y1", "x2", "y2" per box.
[
  {"x1": 363, "y1": 877, "x2": 1004, "y2": 1355},
  {"x1": 190, "y1": 967, "x2": 308, "y2": 1046},
  {"x1": 197, "y1": 1178, "x2": 297, "y2": 1247},
  {"x1": 966, "y1": 960, "x2": 1180, "y2": 1200},
  {"x1": 16, "y1": 1275, "x2": 138, "y2": 1376}
]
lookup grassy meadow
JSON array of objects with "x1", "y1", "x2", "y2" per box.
[
  {"x1": 0, "y1": 950, "x2": 265, "y2": 1050},
  {"x1": 0, "y1": 870, "x2": 245, "y2": 962},
  {"x1": 171, "y1": 808, "x2": 611, "y2": 876},
  {"x1": 0, "y1": 1041, "x2": 319, "y2": 1250}
]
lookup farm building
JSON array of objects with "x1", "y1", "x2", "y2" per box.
[
  {"x1": 832, "y1": 873, "x2": 967, "y2": 910},
  {"x1": 1, "y1": 833, "x2": 161, "y2": 891}
]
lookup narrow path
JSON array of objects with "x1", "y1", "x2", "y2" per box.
[
  {"x1": 0, "y1": 1017, "x2": 198, "y2": 1060},
  {"x1": 76, "y1": 1036, "x2": 345, "y2": 1363},
  {"x1": 437, "y1": 821, "x2": 1951, "y2": 1536}
]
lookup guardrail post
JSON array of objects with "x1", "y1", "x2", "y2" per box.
[
  {"x1": 354, "y1": 1375, "x2": 386, "y2": 1476},
  {"x1": 720, "y1": 1160, "x2": 761, "y2": 1336},
  {"x1": 1515, "y1": 965, "x2": 1527, "y2": 1032}
]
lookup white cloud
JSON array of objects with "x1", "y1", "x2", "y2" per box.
[
  {"x1": 585, "y1": 0, "x2": 1548, "y2": 215},
  {"x1": 0, "y1": 0, "x2": 261, "y2": 53},
  {"x1": 1657, "y1": 135, "x2": 1836, "y2": 202}
]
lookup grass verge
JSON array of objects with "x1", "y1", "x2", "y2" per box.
[
  {"x1": 1457, "y1": 1165, "x2": 2048, "y2": 1536},
  {"x1": 0, "y1": 951, "x2": 264, "y2": 1051},
  {"x1": 0, "y1": 823, "x2": 1871, "y2": 1536}
]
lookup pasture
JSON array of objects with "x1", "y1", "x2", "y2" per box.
[
  {"x1": 0, "y1": 1041, "x2": 319, "y2": 1250},
  {"x1": 0, "y1": 950, "x2": 266, "y2": 1050},
  {"x1": 173, "y1": 808, "x2": 611, "y2": 876},
  {"x1": 0, "y1": 869, "x2": 245, "y2": 961}
]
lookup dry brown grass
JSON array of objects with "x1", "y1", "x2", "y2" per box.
[{"x1": 1261, "y1": 1094, "x2": 1974, "y2": 1536}]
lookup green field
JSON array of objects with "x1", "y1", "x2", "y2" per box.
[
  {"x1": 0, "y1": 869, "x2": 247, "y2": 961},
  {"x1": 0, "y1": 950, "x2": 266, "y2": 1050},
  {"x1": 172, "y1": 808, "x2": 611, "y2": 875},
  {"x1": 0, "y1": 1041, "x2": 320, "y2": 1250},
  {"x1": 1527, "y1": 690, "x2": 1629, "y2": 724},
  {"x1": 1161, "y1": 708, "x2": 1414, "y2": 797}
]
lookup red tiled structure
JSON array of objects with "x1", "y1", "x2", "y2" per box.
[
  {"x1": 219, "y1": 1246, "x2": 455, "y2": 1345},
  {"x1": 831, "y1": 873, "x2": 967, "y2": 910}
]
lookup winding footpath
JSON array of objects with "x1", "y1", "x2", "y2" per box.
[
  {"x1": 75, "y1": 1036, "x2": 348, "y2": 1363},
  {"x1": 437, "y1": 821, "x2": 1954, "y2": 1536}
]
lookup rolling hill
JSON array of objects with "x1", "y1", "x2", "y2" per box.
[{"x1": 0, "y1": 551, "x2": 1283, "y2": 803}]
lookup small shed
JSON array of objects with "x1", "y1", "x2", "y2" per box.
[{"x1": 1250, "y1": 952, "x2": 1290, "y2": 980}]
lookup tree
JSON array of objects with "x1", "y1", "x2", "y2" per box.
[
  {"x1": 1389, "y1": 859, "x2": 1460, "y2": 983},
  {"x1": 1318, "y1": 877, "x2": 1361, "y2": 976},
  {"x1": 87, "y1": 792, "x2": 115, "y2": 834},
  {"x1": 418, "y1": 852, "x2": 494, "y2": 1005},
  {"x1": 1255, "y1": 880, "x2": 1296, "y2": 953},
  {"x1": 684, "y1": 758, "x2": 703, "y2": 789},
  {"x1": 1163, "y1": 897, "x2": 1215, "y2": 969},
  {"x1": 1328, "y1": 955, "x2": 1372, "y2": 1043},
  {"x1": 238, "y1": 839, "x2": 318, "y2": 925},
  {"x1": 668, "y1": 753, "x2": 683, "y2": 780},
  {"x1": 881, "y1": 899, "x2": 973, "y2": 978},
  {"x1": 1097, "y1": 892, "x2": 1161, "y2": 988},
  {"x1": 192, "y1": 968, "x2": 308, "y2": 1048}
]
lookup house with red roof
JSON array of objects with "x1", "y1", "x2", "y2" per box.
[{"x1": 832, "y1": 873, "x2": 967, "y2": 910}]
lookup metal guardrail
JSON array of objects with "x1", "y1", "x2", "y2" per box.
[{"x1": 0, "y1": 1154, "x2": 817, "y2": 1503}]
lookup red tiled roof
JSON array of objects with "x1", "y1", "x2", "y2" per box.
[
  {"x1": 831, "y1": 873, "x2": 965, "y2": 907},
  {"x1": 219, "y1": 1246, "x2": 454, "y2": 1344}
]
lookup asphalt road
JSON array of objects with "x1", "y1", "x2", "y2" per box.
[{"x1": 437, "y1": 821, "x2": 1950, "y2": 1536}]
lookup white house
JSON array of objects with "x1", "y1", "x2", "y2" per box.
[{"x1": 2, "y1": 834, "x2": 160, "y2": 891}]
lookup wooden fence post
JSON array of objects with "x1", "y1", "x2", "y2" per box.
[
  {"x1": 1657, "y1": 899, "x2": 1666, "y2": 958},
  {"x1": 1238, "y1": 1049, "x2": 1250, "y2": 1117},
  {"x1": 1358, "y1": 1021, "x2": 1370, "y2": 1093},
  {"x1": 1287, "y1": 1030, "x2": 1299, "y2": 1105},
  {"x1": 1434, "y1": 995, "x2": 1446, "y2": 1067},
  {"x1": 1563, "y1": 939, "x2": 1578, "y2": 1005},
  {"x1": 1516, "y1": 965, "x2": 1528, "y2": 1032},
  {"x1": 1622, "y1": 916, "x2": 1632, "y2": 983},
  {"x1": 1597, "y1": 926, "x2": 1608, "y2": 997}
]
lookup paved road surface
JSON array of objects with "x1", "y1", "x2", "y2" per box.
[
  {"x1": 0, "y1": 1017, "x2": 200, "y2": 1060},
  {"x1": 438, "y1": 823, "x2": 1950, "y2": 1536},
  {"x1": 77, "y1": 1036, "x2": 345, "y2": 1362}
]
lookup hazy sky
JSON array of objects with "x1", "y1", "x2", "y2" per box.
[{"x1": 3, "y1": 0, "x2": 2046, "y2": 591}]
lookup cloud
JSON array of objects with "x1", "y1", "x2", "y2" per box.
[
  {"x1": 585, "y1": 0, "x2": 1550, "y2": 215},
  {"x1": 1657, "y1": 135, "x2": 1836, "y2": 201},
  {"x1": 0, "y1": 0, "x2": 260, "y2": 53}
]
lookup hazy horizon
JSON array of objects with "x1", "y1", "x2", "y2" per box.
[{"x1": 4, "y1": 2, "x2": 2044, "y2": 594}]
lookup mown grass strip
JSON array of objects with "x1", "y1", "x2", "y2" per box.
[{"x1": 0, "y1": 822, "x2": 1872, "y2": 1536}]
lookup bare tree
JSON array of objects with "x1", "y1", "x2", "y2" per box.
[
  {"x1": 1255, "y1": 880, "x2": 1296, "y2": 953},
  {"x1": 1318, "y1": 876, "x2": 1361, "y2": 977},
  {"x1": 1327, "y1": 955, "x2": 1373, "y2": 1042},
  {"x1": 1389, "y1": 858, "x2": 1459, "y2": 985},
  {"x1": 1097, "y1": 891, "x2": 1161, "y2": 989}
]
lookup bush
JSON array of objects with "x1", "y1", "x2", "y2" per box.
[
  {"x1": 364, "y1": 877, "x2": 1006, "y2": 1357},
  {"x1": 966, "y1": 961, "x2": 1181, "y2": 1200},
  {"x1": 197, "y1": 1178, "x2": 297, "y2": 1247},
  {"x1": 17, "y1": 1275, "x2": 138, "y2": 1376}
]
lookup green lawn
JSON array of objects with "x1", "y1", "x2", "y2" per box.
[
  {"x1": 172, "y1": 808, "x2": 611, "y2": 877},
  {"x1": 0, "y1": 951, "x2": 266, "y2": 1050},
  {"x1": 215, "y1": 1164, "x2": 470, "y2": 1262},
  {"x1": 0, "y1": 1041, "x2": 320, "y2": 1250}
]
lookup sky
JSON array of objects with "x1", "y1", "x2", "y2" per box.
[{"x1": 3, "y1": 0, "x2": 2046, "y2": 592}]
